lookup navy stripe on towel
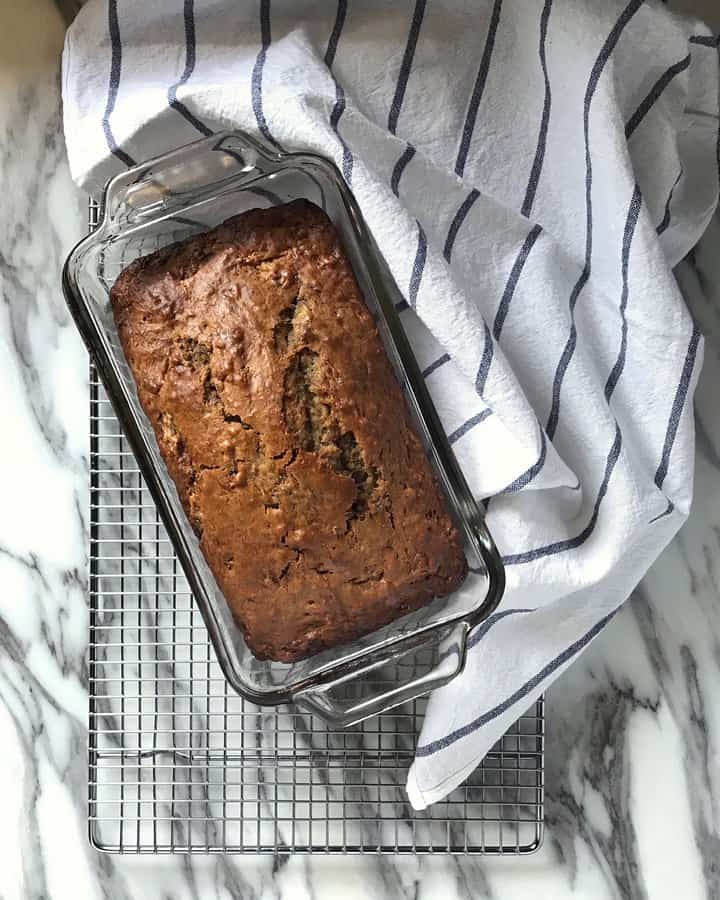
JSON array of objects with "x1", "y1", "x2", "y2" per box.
[
  {"x1": 391, "y1": 144, "x2": 416, "y2": 197},
  {"x1": 656, "y1": 166, "x2": 683, "y2": 235},
  {"x1": 604, "y1": 185, "x2": 642, "y2": 401},
  {"x1": 416, "y1": 609, "x2": 617, "y2": 756},
  {"x1": 654, "y1": 323, "x2": 702, "y2": 489},
  {"x1": 689, "y1": 34, "x2": 720, "y2": 47},
  {"x1": 545, "y1": 0, "x2": 643, "y2": 441},
  {"x1": 467, "y1": 607, "x2": 536, "y2": 650},
  {"x1": 497, "y1": 199, "x2": 638, "y2": 554},
  {"x1": 493, "y1": 224, "x2": 543, "y2": 340},
  {"x1": 103, "y1": 0, "x2": 136, "y2": 167},
  {"x1": 330, "y1": 86, "x2": 353, "y2": 184},
  {"x1": 475, "y1": 321, "x2": 494, "y2": 395},
  {"x1": 546, "y1": 278, "x2": 585, "y2": 439},
  {"x1": 448, "y1": 409, "x2": 493, "y2": 444},
  {"x1": 408, "y1": 222, "x2": 427, "y2": 307},
  {"x1": 625, "y1": 54, "x2": 691, "y2": 140},
  {"x1": 168, "y1": 0, "x2": 213, "y2": 137},
  {"x1": 422, "y1": 353, "x2": 450, "y2": 378},
  {"x1": 503, "y1": 423, "x2": 622, "y2": 565},
  {"x1": 522, "y1": 0, "x2": 553, "y2": 217},
  {"x1": 251, "y1": 0, "x2": 282, "y2": 150},
  {"x1": 493, "y1": 160, "x2": 640, "y2": 554},
  {"x1": 649, "y1": 498, "x2": 674, "y2": 524},
  {"x1": 388, "y1": 0, "x2": 427, "y2": 135},
  {"x1": 498, "y1": 428, "x2": 548, "y2": 494},
  {"x1": 455, "y1": 0, "x2": 503, "y2": 178},
  {"x1": 387, "y1": 3, "x2": 426, "y2": 252},
  {"x1": 324, "y1": 0, "x2": 346, "y2": 66},
  {"x1": 326, "y1": 0, "x2": 353, "y2": 184},
  {"x1": 444, "y1": 189, "x2": 480, "y2": 262}
]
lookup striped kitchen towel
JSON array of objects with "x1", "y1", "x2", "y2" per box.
[{"x1": 62, "y1": 0, "x2": 719, "y2": 808}]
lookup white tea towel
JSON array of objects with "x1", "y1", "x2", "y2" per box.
[{"x1": 62, "y1": 0, "x2": 719, "y2": 808}]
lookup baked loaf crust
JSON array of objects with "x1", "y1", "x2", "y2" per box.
[{"x1": 110, "y1": 200, "x2": 467, "y2": 662}]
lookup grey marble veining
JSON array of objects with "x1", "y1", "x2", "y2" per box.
[{"x1": 2, "y1": 0, "x2": 720, "y2": 898}]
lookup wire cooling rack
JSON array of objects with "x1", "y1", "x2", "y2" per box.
[{"x1": 86, "y1": 199, "x2": 544, "y2": 854}]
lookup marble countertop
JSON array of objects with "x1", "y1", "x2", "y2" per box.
[{"x1": 2, "y1": 1, "x2": 719, "y2": 898}]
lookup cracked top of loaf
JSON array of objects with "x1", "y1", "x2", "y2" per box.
[{"x1": 109, "y1": 199, "x2": 467, "y2": 662}]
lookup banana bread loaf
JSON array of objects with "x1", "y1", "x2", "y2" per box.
[{"x1": 110, "y1": 200, "x2": 467, "y2": 662}]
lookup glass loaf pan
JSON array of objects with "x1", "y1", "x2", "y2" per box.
[{"x1": 62, "y1": 131, "x2": 505, "y2": 726}]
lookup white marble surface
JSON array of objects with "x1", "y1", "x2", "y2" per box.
[{"x1": 1, "y1": 0, "x2": 719, "y2": 897}]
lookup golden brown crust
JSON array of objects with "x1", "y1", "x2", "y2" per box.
[{"x1": 110, "y1": 200, "x2": 467, "y2": 661}]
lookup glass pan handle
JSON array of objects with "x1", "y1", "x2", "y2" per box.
[{"x1": 293, "y1": 622, "x2": 468, "y2": 728}]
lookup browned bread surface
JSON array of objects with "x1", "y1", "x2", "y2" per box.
[{"x1": 110, "y1": 200, "x2": 467, "y2": 661}]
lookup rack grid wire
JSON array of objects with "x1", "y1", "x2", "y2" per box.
[{"x1": 86, "y1": 198, "x2": 545, "y2": 854}]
